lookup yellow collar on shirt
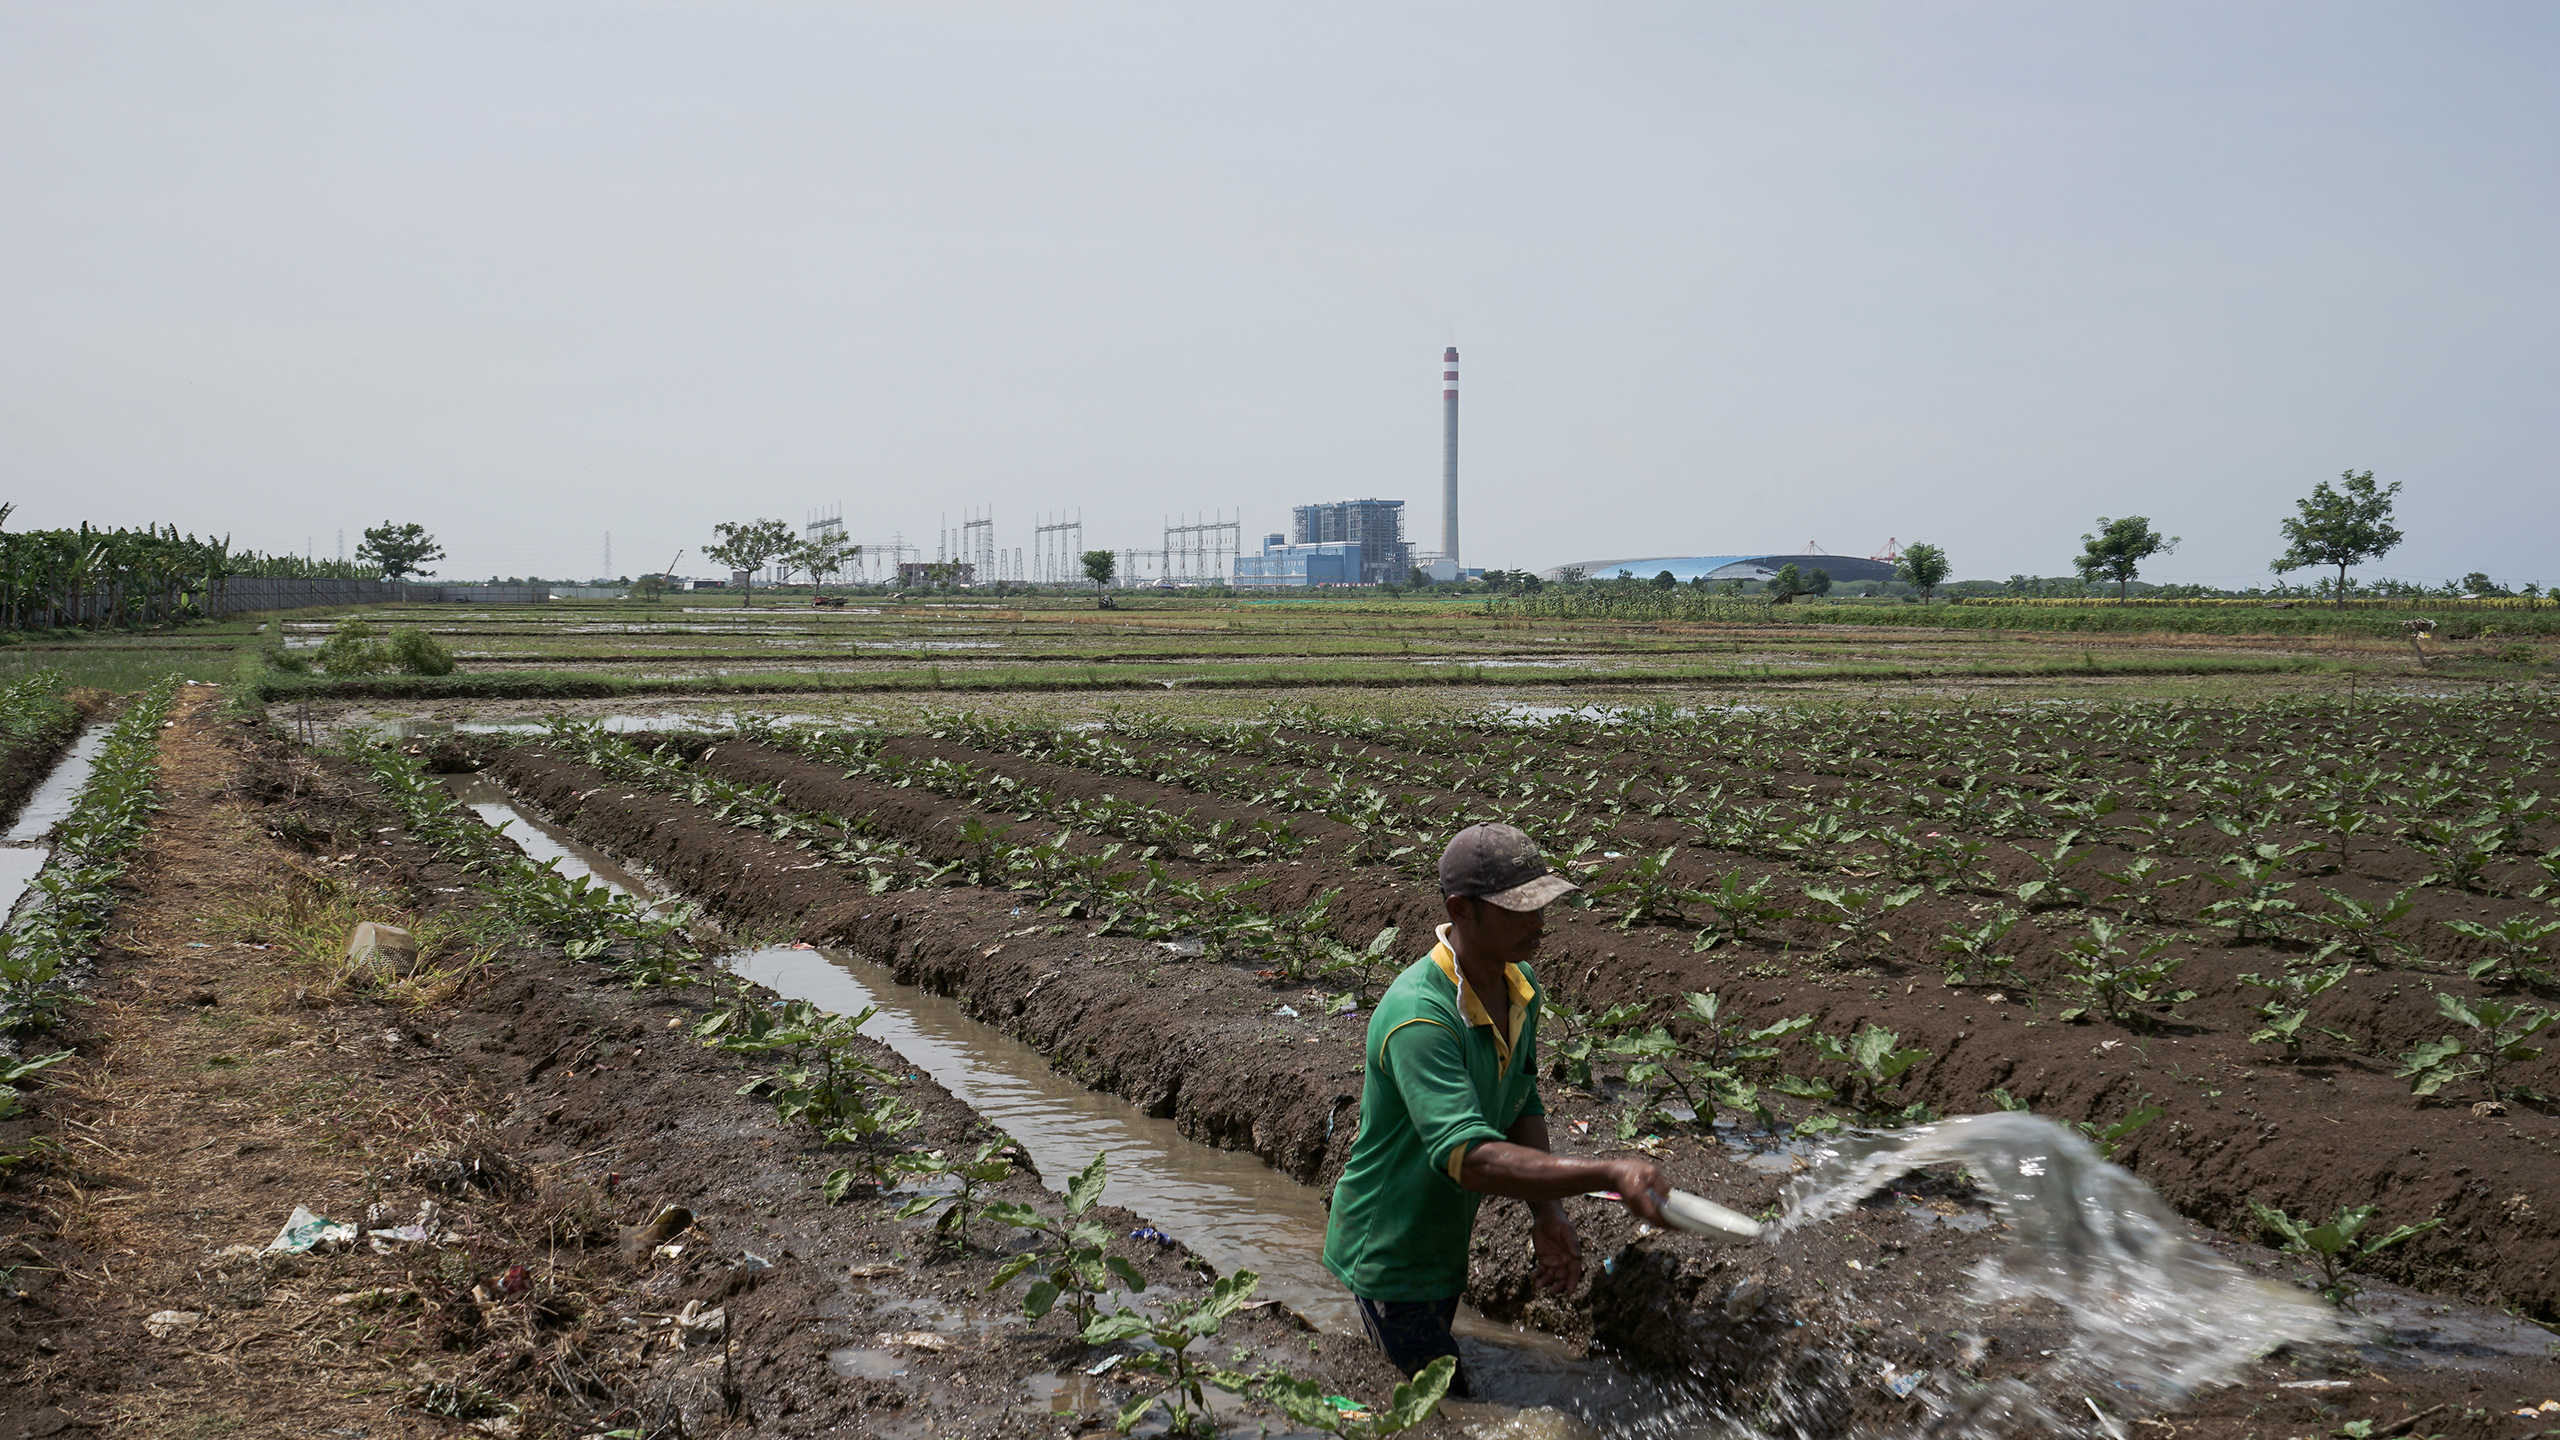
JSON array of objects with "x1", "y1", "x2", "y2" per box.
[{"x1": 1429, "y1": 922, "x2": 1534, "y2": 1072}]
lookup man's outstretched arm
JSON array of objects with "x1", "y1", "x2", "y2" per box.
[{"x1": 1457, "y1": 1120, "x2": 1666, "y2": 1224}]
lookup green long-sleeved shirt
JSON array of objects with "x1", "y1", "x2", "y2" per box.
[{"x1": 1322, "y1": 929, "x2": 1545, "y2": 1301}]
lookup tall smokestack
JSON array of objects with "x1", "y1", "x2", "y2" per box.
[{"x1": 1441, "y1": 347, "x2": 1459, "y2": 568}]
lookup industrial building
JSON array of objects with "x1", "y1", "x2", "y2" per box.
[
  {"x1": 1233, "y1": 500, "x2": 1417, "y2": 587},
  {"x1": 1287, "y1": 499, "x2": 1414, "y2": 585},
  {"x1": 1537, "y1": 552, "x2": 1902, "y2": 586},
  {"x1": 1234, "y1": 534, "x2": 1366, "y2": 587}
]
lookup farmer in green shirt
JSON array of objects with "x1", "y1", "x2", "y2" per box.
[{"x1": 1322, "y1": 823, "x2": 1666, "y2": 1398}]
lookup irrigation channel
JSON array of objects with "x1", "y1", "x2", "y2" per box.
[
  {"x1": 443, "y1": 772, "x2": 2557, "y2": 1439},
  {"x1": 0, "y1": 721, "x2": 110, "y2": 916}
]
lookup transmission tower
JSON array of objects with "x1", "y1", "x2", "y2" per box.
[
  {"x1": 1162, "y1": 511, "x2": 1240, "y2": 584},
  {"x1": 1035, "y1": 511, "x2": 1084, "y2": 585}
]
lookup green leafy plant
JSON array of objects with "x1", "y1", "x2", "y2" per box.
[
  {"x1": 2076, "y1": 1093, "x2": 2164, "y2": 1159},
  {"x1": 1936, "y1": 909, "x2": 2022, "y2": 985},
  {"x1": 1, "y1": 677, "x2": 176, "y2": 1037},
  {"x1": 1542, "y1": 1000, "x2": 1648, "y2": 1088},
  {"x1": 387, "y1": 626, "x2": 457, "y2": 675},
  {"x1": 1218, "y1": 1355, "x2": 1457, "y2": 1440},
  {"x1": 2442, "y1": 913, "x2": 2560, "y2": 987},
  {"x1": 1694, "y1": 870, "x2": 1793, "y2": 949},
  {"x1": 1316, "y1": 925, "x2": 1404, "y2": 1006},
  {"x1": 894, "y1": 1141, "x2": 1017, "y2": 1251},
  {"x1": 1592, "y1": 847, "x2": 1704, "y2": 929},
  {"x1": 2199, "y1": 845, "x2": 2309, "y2": 942},
  {"x1": 2406, "y1": 819, "x2": 2506, "y2": 894},
  {"x1": 2246, "y1": 1199, "x2": 2441, "y2": 1307},
  {"x1": 2056, "y1": 917, "x2": 2194, "y2": 1028},
  {"x1": 2096, "y1": 855, "x2": 2184, "y2": 924},
  {"x1": 1799, "y1": 882, "x2": 1923, "y2": 958},
  {"x1": 2237, "y1": 960, "x2": 2352, "y2": 1059},
  {"x1": 2012, "y1": 834, "x2": 2094, "y2": 909},
  {"x1": 1085, "y1": 1268, "x2": 1261, "y2": 1436},
  {"x1": 2315, "y1": 886, "x2": 2417, "y2": 962},
  {"x1": 1995, "y1": 1083, "x2": 2166, "y2": 1143},
  {"x1": 2394, "y1": 993, "x2": 2551, "y2": 1103},
  {"x1": 1784, "y1": 1025, "x2": 1931, "y2": 1131},
  {"x1": 0, "y1": 1049, "x2": 72, "y2": 1122},
  {"x1": 697, "y1": 995, "x2": 915, "y2": 1140},
  {"x1": 986, "y1": 1152, "x2": 1146, "y2": 1329},
  {"x1": 1604, "y1": 991, "x2": 1810, "y2": 1130}
]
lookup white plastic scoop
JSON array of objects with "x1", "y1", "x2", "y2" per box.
[
  {"x1": 1660, "y1": 1188, "x2": 1765, "y2": 1241},
  {"x1": 1586, "y1": 1188, "x2": 1766, "y2": 1241}
]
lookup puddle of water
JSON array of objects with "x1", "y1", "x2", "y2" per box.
[
  {"x1": 2354, "y1": 1290, "x2": 2559, "y2": 1371},
  {"x1": 828, "y1": 1346, "x2": 907, "y2": 1378},
  {"x1": 4, "y1": 725, "x2": 108, "y2": 843},
  {"x1": 0, "y1": 845, "x2": 50, "y2": 921}
]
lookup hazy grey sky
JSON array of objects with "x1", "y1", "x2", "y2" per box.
[{"x1": 6, "y1": 3, "x2": 2554, "y2": 586}]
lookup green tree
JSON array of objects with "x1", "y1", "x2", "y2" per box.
[
  {"x1": 1651, "y1": 568, "x2": 1678, "y2": 589},
  {"x1": 2272, "y1": 470, "x2": 2403, "y2": 608},
  {"x1": 1895, "y1": 542, "x2": 1950, "y2": 602},
  {"x1": 1766, "y1": 562, "x2": 1804, "y2": 604},
  {"x1": 797, "y1": 533, "x2": 859, "y2": 595},
  {"x1": 703, "y1": 519, "x2": 797, "y2": 607},
  {"x1": 2075, "y1": 516, "x2": 2180, "y2": 600},
  {"x1": 1080, "y1": 548, "x2": 1117, "y2": 602},
  {"x1": 1804, "y1": 566, "x2": 1832, "y2": 596},
  {"x1": 355, "y1": 522, "x2": 445, "y2": 581}
]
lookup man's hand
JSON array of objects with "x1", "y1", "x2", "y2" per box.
[
  {"x1": 1530, "y1": 1201, "x2": 1581, "y2": 1296},
  {"x1": 1605, "y1": 1159, "x2": 1667, "y2": 1225}
]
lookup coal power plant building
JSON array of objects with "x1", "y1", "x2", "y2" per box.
[
  {"x1": 1538, "y1": 553, "x2": 1902, "y2": 585},
  {"x1": 1237, "y1": 499, "x2": 1416, "y2": 587}
]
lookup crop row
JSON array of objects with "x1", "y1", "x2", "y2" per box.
[
  {"x1": 917, "y1": 708, "x2": 2559, "y2": 956},
  {"x1": 511, "y1": 721, "x2": 2553, "y2": 1110},
  {"x1": 349, "y1": 741, "x2": 698, "y2": 987}
]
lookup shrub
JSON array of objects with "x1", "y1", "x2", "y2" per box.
[
  {"x1": 388, "y1": 626, "x2": 457, "y2": 675},
  {"x1": 313, "y1": 619, "x2": 390, "y2": 675}
]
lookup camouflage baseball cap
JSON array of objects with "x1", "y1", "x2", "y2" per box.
[{"x1": 1438, "y1": 823, "x2": 1578, "y2": 912}]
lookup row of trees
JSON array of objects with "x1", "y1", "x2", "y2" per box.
[
  {"x1": 0, "y1": 512, "x2": 454, "y2": 632},
  {"x1": 693, "y1": 518, "x2": 1128, "y2": 605},
  {"x1": 2066, "y1": 471, "x2": 2415, "y2": 606}
]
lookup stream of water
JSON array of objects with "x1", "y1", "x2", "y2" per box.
[{"x1": 1781, "y1": 1114, "x2": 2350, "y2": 1403}]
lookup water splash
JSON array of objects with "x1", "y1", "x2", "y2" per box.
[{"x1": 1778, "y1": 1112, "x2": 2349, "y2": 1401}]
